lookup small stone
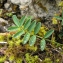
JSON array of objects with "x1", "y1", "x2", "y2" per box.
[
  {"x1": 10, "y1": 0, "x2": 20, "y2": 5},
  {"x1": 4, "y1": 61, "x2": 9, "y2": 63},
  {"x1": 4, "y1": 3, "x2": 10, "y2": 9},
  {"x1": 0, "y1": 18, "x2": 8, "y2": 24}
]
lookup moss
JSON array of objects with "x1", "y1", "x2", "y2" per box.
[
  {"x1": 9, "y1": 55, "x2": 15, "y2": 61},
  {"x1": 25, "y1": 53, "x2": 40, "y2": 63},
  {"x1": 52, "y1": 17, "x2": 58, "y2": 24},
  {"x1": 56, "y1": 59, "x2": 60, "y2": 63},
  {"x1": 5, "y1": 12, "x2": 13, "y2": 17},
  {"x1": 38, "y1": 25, "x2": 48, "y2": 37},
  {"x1": 15, "y1": 57, "x2": 22, "y2": 63},
  {"x1": 0, "y1": 56, "x2": 6, "y2": 63},
  {"x1": 43, "y1": 58, "x2": 52, "y2": 63},
  {"x1": 0, "y1": 35, "x2": 4, "y2": 41}
]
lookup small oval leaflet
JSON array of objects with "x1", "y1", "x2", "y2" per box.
[
  {"x1": 55, "y1": 16, "x2": 62, "y2": 20},
  {"x1": 24, "y1": 19, "x2": 31, "y2": 29},
  {"x1": 29, "y1": 35, "x2": 36, "y2": 46},
  {"x1": 28, "y1": 20, "x2": 36, "y2": 32},
  {"x1": 34, "y1": 22, "x2": 41, "y2": 34},
  {"x1": 12, "y1": 15, "x2": 20, "y2": 27},
  {"x1": 40, "y1": 39, "x2": 46, "y2": 51},
  {"x1": 23, "y1": 32, "x2": 30, "y2": 44},
  {"x1": 19, "y1": 16, "x2": 26, "y2": 26},
  {"x1": 44, "y1": 29, "x2": 54, "y2": 38},
  {"x1": 13, "y1": 30, "x2": 25, "y2": 38},
  {"x1": 8, "y1": 26, "x2": 18, "y2": 31}
]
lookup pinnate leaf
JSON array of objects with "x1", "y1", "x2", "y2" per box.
[
  {"x1": 44, "y1": 29, "x2": 54, "y2": 38},
  {"x1": 40, "y1": 39, "x2": 46, "y2": 51},
  {"x1": 34, "y1": 22, "x2": 41, "y2": 34},
  {"x1": 8, "y1": 26, "x2": 18, "y2": 31},
  {"x1": 13, "y1": 30, "x2": 25, "y2": 38},
  {"x1": 29, "y1": 35, "x2": 36, "y2": 46},
  {"x1": 12, "y1": 15, "x2": 20, "y2": 27},
  {"x1": 55, "y1": 16, "x2": 62, "y2": 20},
  {"x1": 28, "y1": 20, "x2": 36, "y2": 32},
  {"x1": 23, "y1": 32, "x2": 30, "y2": 44},
  {"x1": 19, "y1": 16, "x2": 26, "y2": 26},
  {"x1": 24, "y1": 19, "x2": 31, "y2": 29}
]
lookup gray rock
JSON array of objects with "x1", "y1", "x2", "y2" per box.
[
  {"x1": 0, "y1": 18, "x2": 8, "y2": 32},
  {"x1": 0, "y1": 18, "x2": 8, "y2": 24},
  {"x1": 4, "y1": 3, "x2": 12, "y2": 11},
  {"x1": 4, "y1": 61, "x2": 9, "y2": 63},
  {"x1": 4, "y1": 3, "x2": 10, "y2": 9},
  {"x1": 10, "y1": 0, "x2": 32, "y2": 6},
  {"x1": 10, "y1": 0, "x2": 21, "y2": 5},
  {"x1": 8, "y1": 0, "x2": 62, "y2": 18}
]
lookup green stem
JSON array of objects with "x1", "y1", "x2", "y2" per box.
[
  {"x1": 36, "y1": 35, "x2": 58, "y2": 43},
  {"x1": 36, "y1": 35, "x2": 43, "y2": 39}
]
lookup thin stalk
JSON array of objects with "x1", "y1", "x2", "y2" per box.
[{"x1": 36, "y1": 35, "x2": 58, "y2": 43}]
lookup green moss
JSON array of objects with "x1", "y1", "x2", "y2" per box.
[
  {"x1": 43, "y1": 58, "x2": 52, "y2": 63},
  {"x1": 5, "y1": 12, "x2": 13, "y2": 17},
  {"x1": 0, "y1": 35, "x2": 4, "y2": 41},
  {"x1": 15, "y1": 58, "x2": 22, "y2": 63},
  {"x1": 56, "y1": 59, "x2": 60, "y2": 63},
  {"x1": 8, "y1": 41, "x2": 14, "y2": 47},
  {"x1": 9, "y1": 55, "x2": 15, "y2": 61},
  {"x1": 25, "y1": 53, "x2": 40, "y2": 63},
  {"x1": 0, "y1": 56, "x2": 6, "y2": 63}
]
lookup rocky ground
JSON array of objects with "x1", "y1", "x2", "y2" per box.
[{"x1": 0, "y1": 0, "x2": 63, "y2": 63}]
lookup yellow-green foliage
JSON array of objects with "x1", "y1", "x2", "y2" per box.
[
  {"x1": 4, "y1": 34, "x2": 38, "y2": 62},
  {"x1": 9, "y1": 55, "x2": 15, "y2": 61},
  {"x1": 56, "y1": 59, "x2": 60, "y2": 63},
  {"x1": 0, "y1": 34, "x2": 38, "y2": 62},
  {"x1": 0, "y1": 35, "x2": 4, "y2": 41},
  {"x1": 0, "y1": 56, "x2": 6, "y2": 63},
  {"x1": 58, "y1": 1, "x2": 63, "y2": 7},
  {"x1": 24, "y1": 44, "x2": 37, "y2": 51},
  {"x1": 25, "y1": 53, "x2": 40, "y2": 63},
  {"x1": 43, "y1": 58, "x2": 52, "y2": 63},
  {"x1": 38, "y1": 25, "x2": 48, "y2": 37},
  {"x1": 7, "y1": 34, "x2": 37, "y2": 51},
  {"x1": 15, "y1": 58, "x2": 22, "y2": 63},
  {"x1": 5, "y1": 12, "x2": 13, "y2": 17},
  {"x1": 52, "y1": 17, "x2": 58, "y2": 24},
  {"x1": 6, "y1": 44, "x2": 38, "y2": 62}
]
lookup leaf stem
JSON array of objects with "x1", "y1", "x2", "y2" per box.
[
  {"x1": 36, "y1": 35, "x2": 58, "y2": 43},
  {"x1": 36, "y1": 35, "x2": 43, "y2": 39}
]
